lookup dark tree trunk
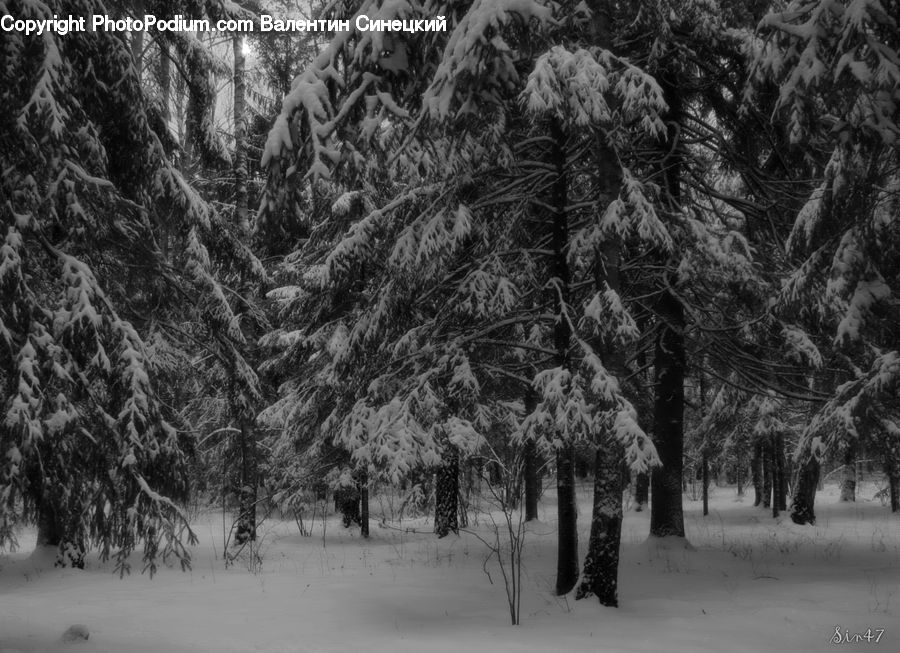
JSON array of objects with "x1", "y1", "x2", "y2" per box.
[
  {"x1": 840, "y1": 442, "x2": 857, "y2": 502},
  {"x1": 434, "y1": 447, "x2": 459, "y2": 537},
  {"x1": 556, "y1": 444, "x2": 579, "y2": 595},
  {"x1": 736, "y1": 450, "x2": 744, "y2": 497},
  {"x1": 790, "y1": 455, "x2": 819, "y2": 525},
  {"x1": 547, "y1": 117, "x2": 579, "y2": 595},
  {"x1": 232, "y1": 34, "x2": 249, "y2": 233},
  {"x1": 524, "y1": 438, "x2": 540, "y2": 522},
  {"x1": 576, "y1": 439, "x2": 624, "y2": 606},
  {"x1": 359, "y1": 472, "x2": 369, "y2": 539},
  {"x1": 650, "y1": 290, "x2": 686, "y2": 538},
  {"x1": 36, "y1": 502, "x2": 62, "y2": 548},
  {"x1": 752, "y1": 441, "x2": 763, "y2": 506},
  {"x1": 762, "y1": 439, "x2": 772, "y2": 509},
  {"x1": 702, "y1": 451, "x2": 709, "y2": 516},
  {"x1": 634, "y1": 472, "x2": 649, "y2": 512},
  {"x1": 887, "y1": 459, "x2": 900, "y2": 513},
  {"x1": 773, "y1": 433, "x2": 787, "y2": 515},
  {"x1": 649, "y1": 66, "x2": 686, "y2": 538},
  {"x1": 234, "y1": 418, "x2": 257, "y2": 545}
]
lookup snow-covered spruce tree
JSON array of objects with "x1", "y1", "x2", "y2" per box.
[
  {"x1": 752, "y1": 0, "x2": 900, "y2": 519},
  {"x1": 579, "y1": 0, "x2": 777, "y2": 542},
  {"x1": 258, "y1": 1, "x2": 665, "y2": 604},
  {"x1": 0, "y1": 0, "x2": 265, "y2": 570},
  {"x1": 0, "y1": 0, "x2": 195, "y2": 570},
  {"x1": 141, "y1": 1, "x2": 267, "y2": 548}
]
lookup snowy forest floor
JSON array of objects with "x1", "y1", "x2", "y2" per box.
[{"x1": 1, "y1": 482, "x2": 898, "y2": 653}]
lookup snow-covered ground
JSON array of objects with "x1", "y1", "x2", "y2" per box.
[{"x1": 1, "y1": 482, "x2": 898, "y2": 653}]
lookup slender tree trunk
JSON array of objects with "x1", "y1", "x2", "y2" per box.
[
  {"x1": 772, "y1": 435, "x2": 782, "y2": 519},
  {"x1": 752, "y1": 441, "x2": 763, "y2": 506},
  {"x1": 359, "y1": 471, "x2": 369, "y2": 539},
  {"x1": 762, "y1": 439, "x2": 772, "y2": 509},
  {"x1": 702, "y1": 451, "x2": 709, "y2": 516},
  {"x1": 776, "y1": 433, "x2": 788, "y2": 511},
  {"x1": 736, "y1": 450, "x2": 744, "y2": 497},
  {"x1": 650, "y1": 289, "x2": 686, "y2": 537},
  {"x1": 130, "y1": 1, "x2": 144, "y2": 77},
  {"x1": 887, "y1": 459, "x2": 900, "y2": 513},
  {"x1": 790, "y1": 455, "x2": 819, "y2": 525},
  {"x1": 434, "y1": 446, "x2": 459, "y2": 537},
  {"x1": 234, "y1": 417, "x2": 257, "y2": 545},
  {"x1": 649, "y1": 70, "x2": 686, "y2": 539},
  {"x1": 233, "y1": 34, "x2": 249, "y2": 233},
  {"x1": 524, "y1": 437, "x2": 540, "y2": 522},
  {"x1": 840, "y1": 441, "x2": 857, "y2": 502}
]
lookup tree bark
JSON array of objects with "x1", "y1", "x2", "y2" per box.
[
  {"x1": 547, "y1": 117, "x2": 579, "y2": 595},
  {"x1": 887, "y1": 459, "x2": 900, "y2": 513},
  {"x1": 576, "y1": 438, "x2": 624, "y2": 606},
  {"x1": 840, "y1": 441, "x2": 857, "y2": 502},
  {"x1": 234, "y1": 417, "x2": 258, "y2": 545},
  {"x1": 762, "y1": 439, "x2": 772, "y2": 509},
  {"x1": 359, "y1": 471, "x2": 369, "y2": 539},
  {"x1": 650, "y1": 289, "x2": 686, "y2": 537},
  {"x1": 702, "y1": 451, "x2": 709, "y2": 516},
  {"x1": 790, "y1": 455, "x2": 819, "y2": 525},
  {"x1": 649, "y1": 68, "x2": 686, "y2": 539},
  {"x1": 233, "y1": 34, "x2": 249, "y2": 233},
  {"x1": 524, "y1": 437, "x2": 540, "y2": 522},
  {"x1": 556, "y1": 445, "x2": 579, "y2": 595},
  {"x1": 752, "y1": 440, "x2": 763, "y2": 506},
  {"x1": 434, "y1": 446, "x2": 459, "y2": 537}
]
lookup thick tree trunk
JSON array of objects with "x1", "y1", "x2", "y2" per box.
[
  {"x1": 840, "y1": 442, "x2": 857, "y2": 502},
  {"x1": 790, "y1": 455, "x2": 819, "y2": 525},
  {"x1": 650, "y1": 290, "x2": 686, "y2": 537},
  {"x1": 434, "y1": 447, "x2": 459, "y2": 537},
  {"x1": 524, "y1": 438, "x2": 540, "y2": 522},
  {"x1": 556, "y1": 445, "x2": 579, "y2": 595},
  {"x1": 576, "y1": 439, "x2": 624, "y2": 606}
]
